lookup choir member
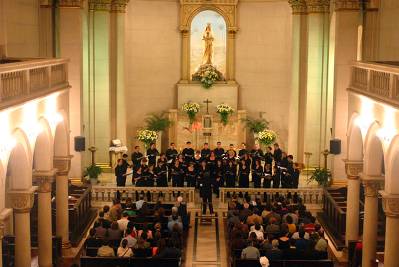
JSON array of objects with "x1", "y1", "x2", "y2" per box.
[
  {"x1": 133, "y1": 166, "x2": 145, "y2": 186},
  {"x1": 225, "y1": 160, "x2": 237, "y2": 188},
  {"x1": 155, "y1": 159, "x2": 168, "y2": 187},
  {"x1": 115, "y1": 159, "x2": 126, "y2": 186},
  {"x1": 131, "y1": 145, "x2": 144, "y2": 170},
  {"x1": 182, "y1": 141, "x2": 195, "y2": 163},
  {"x1": 227, "y1": 144, "x2": 237, "y2": 158},
  {"x1": 214, "y1": 141, "x2": 225, "y2": 159},
  {"x1": 165, "y1": 142, "x2": 178, "y2": 163},
  {"x1": 252, "y1": 159, "x2": 263, "y2": 188},
  {"x1": 213, "y1": 159, "x2": 224, "y2": 197},
  {"x1": 145, "y1": 164, "x2": 156, "y2": 187},
  {"x1": 272, "y1": 165, "x2": 280, "y2": 188},
  {"x1": 238, "y1": 143, "x2": 248, "y2": 159},
  {"x1": 250, "y1": 143, "x2": 264, "y2": 169},
  {"x1": 193, "y1": 150, "x2": 202, "y2": 166},
  {"x1": 264, "y1": 146, "x2": 274, "y2": 166},
  {"x1": 171, "y1": 160, "x2": 184, "y2": 187},
  {"x1": 292, "y1": 162, "x2": 301, "y2": 189},
  {"x1": 185, "y1": 163, "x2": 197, "y2": 187},
  {"x1": 198, "y1": 160, "x2": 213, "y2": 215},
  {"x1": 263, "y1": 163, "x2": 272, "y2": 188},
  {"x1": 146, "y1": 143, "x2": 159, "y2": 166},
  {"x1": 201, "y1": 143, "x2": 211, "y2": 159},
  {"x1": 273, "y1": 143, "x2": 282, "y2": 164},
  {"x1": 238, "y1": 159, "x2": 250, "y2": 188},
  {"x1": 207, "y1": 151, "x2": 217, "y2": 174}
]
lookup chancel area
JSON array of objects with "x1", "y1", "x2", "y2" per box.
[{"x1": 0, "y1": 0, "x2": 399, "y2": 266}]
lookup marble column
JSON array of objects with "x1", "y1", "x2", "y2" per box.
[
  {"x1": 38, "y1": 0, "x2": 54, "y2": 57},
  {"x1": 303, "y1": 0, "x2": 330, "y2": 166},
  {"x1": 361, "y1": 177, "x2": 383, "y2": 267},
  {"x1": 180, "y1": 26, "x2": 190, "y2": 82},
  {"x1": 288, "y1": 0, "x2": 308, "y2": 162},
  {"x1": 110, "y1": 0, "x2": 129, "y2": 144},
  {"x1": 343, "y1": 160, "x2": 363, "y2": 245},
  {"x1": 34, "y1": 170, "x2": 56, "y2": 267},
  {"x1": 54, "y1": 156, "x2": 72, "y2": 248},
  {"x1": 381, "y1": 192, "x2": 399, "y2": 267},
  {"x1": 226, "y1": 27, "x2": 238, "y2": 82},
  {"x1": 8, "y1": 187, "x2": 37, "y2": 267}
]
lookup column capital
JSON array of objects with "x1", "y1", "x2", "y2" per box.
[
  {"x1": 333, "y1": 0, "x2": 360, "y2": 11},
  {"x1": 381, "y1": 191, "x2": 399, "y2": 218},
  {"x1": 89, "y1": 0, "x2": 112, "y2": 11},
  {"x1": 305, "y1": 0, "x2": 330, "y2": 13},
  {"x1": 40, "y1": 0, "x2": 84, "y2": 8},
  {"x1": 54, "y1": 155, "x2": 73, "y2": 176},
  {"x1": 111, "y1": 0, "x2": 130, "y2": 13},
  {"x1": 8, "y1": 187, "x2": 37, "y2": 213},
  {"x1": 33, "y1": 169, "x2": 57, "y2": 193},
  {"x1": 343, "y1": 159, "x2": 363, "y2": 179},
  {"x1": 361, "y1": 176, "x2": 384, "y2": 198},
  {"x1": 288, "y1": 0, "x2": 308, "y2": 14}
]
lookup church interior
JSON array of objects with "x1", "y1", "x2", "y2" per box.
[{"x1": 0, "y1": 0, "x2": 399, "y2": 266}]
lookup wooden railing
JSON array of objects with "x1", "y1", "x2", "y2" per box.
[
  {"x1": 349, "y1": 61, "x2": 399, "y2": 107},
  {"x1": 0, "y1": 58, "x2": 69, "y2": 109},
  {"x1": 91, "y1": 185, "x2": 196, "y2": 207},
  {"x1": 219, "y1": 187, "x2": 324, "y2": 209},
  {"x1": 322, "y1": 188, "x2": 347, "y2": 240}
]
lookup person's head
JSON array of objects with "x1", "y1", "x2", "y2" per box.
[
  {"x1": 254, "y1": 143, "x2": 260, "y2": 150},
  {"x1": 217, "y1": 141, "x2": 222, "y2": 148},
  {"x1": 267, "y1": 146, "x2": 272, "y2": 152},
  {"x1": 299, "y1": 229, "x2": 306, "y2": 239},
  {"x1": 188, "y1": 164, "x2": 194, "y2": 171},
  {"x1": 99, "y1": 211, "x2": 105, "y2": 218},
  {"x1": 174, "y1": 160, "x2": 180, "y2": 167},
  {"x1": 256, "y1": 159, "x2": 261, "y2": 167},
  {"x1": 103, "y1": 205, "x2": 110, "y2": 213},
  {"x1": 274, "y1": 143, "x2": 279, "y2": 149},
  {"x1": 286, "y1": 215, "x2": 293, "y2": 224},
  {"x1": 255, "y1": 223, "x2": 261, "y2": 231},
  {"x1": 111, "y1": 221, "x2": 119, "y2": 230},
  {"x1": 241, "y1": 143, "x2": 246, "y2": 149},
  {"x1": 148, "y1": 164, "x2": 154, "y2": 171},
  {"x1": 201, "y1": 160, "x2": 207, "y2": 168},
  {"x1": 89, "y1": 228, "x2": 96, "y2": 237},
  {"x1": 157, "y1": 159, "x2": 164, "y2": 166},
  {"x1": 126, "y1": 228, "x2": 132, "y2": 236},
  {"x1": 229, "y1": 144, "x2": 234, "y2": 150},
  {"x1": 117, "y1": 159, "x2": 123, "y2": 166},
  {"x1": 271, "y1": 239, "x2": 279, "y2": 248},
  {"x1": 195, "y1": 150, "x2": 201, "y2": 156},
  {"x1": 150, "y1": 142, "x2": 156, "y2": 149},
  {"x1": 288, "y1": 155, "x2": 294, "y2": 162},
  {"x1": 186, "y1": 141, "x2": 192, "y2": 147},
  {"x1": 102, "y1": 239, "x2": 111, "y2": 247},
  {"x1": 141, "y1": 231, "x2": 148, "y2": 240},
  {"x1": 135, "y1": 145, "x2": 140, "y2": 151},
  {"x1": 121, "y1": 238, "x2": 128, "y2": 249},
  {"x1": 172, "y1": 214, "x2": 179, "y2": 221},
  {"x1": 177, "y1": 196, "x2": 183, "y2": 203},
  {"x1": 170, "y1": 142, "x2": 175, "y2": 149},
  {"x1": 203, "y1": 143, "x2": 209, "y2": 149},
  {"x1": 160, "y1": 153, "x2": 166, "y2": 159},
  {"x1": 290, "y1": 238, "x2": 296, "y2": 247}
]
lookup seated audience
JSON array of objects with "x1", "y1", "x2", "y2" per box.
[
  {"x1": 108, "y1": 221, "x2": 123, "y2": 241},
  {"x1": 241, "y1": 240, "x2": 260, "y2": 260},
  {"x1": 117, "y1": 239, "x2": 133, "y2": 257},
  {"x1": 97, "y1": 240, "x2": 115, "y2": 257},
  {"x1": 117, "y1": 212, "x2": 130, "y2": 232}
]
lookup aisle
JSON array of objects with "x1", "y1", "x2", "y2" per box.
[{"x1": 184, "y1": 211, "x2": 228, "y2": 267}]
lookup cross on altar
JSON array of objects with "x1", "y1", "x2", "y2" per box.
[{"x1": 203, "y1": 98, "x2": 212, "y2": 114}]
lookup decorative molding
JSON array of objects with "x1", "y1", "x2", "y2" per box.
[
  {"x1": 111, "y1": 0, "x2": 130, "y2": 12},
  {"x1": 288, "y1": 0, "x2": 307, "y2": 14},
  {"x1": 333, "y1": 0, "x2": 360, "y2": 11},
  {"x1": 54, "y1": 155, "x2": 73, "y2": 176},
  {"x1": 305, "y1": 0, "x2": 330, "y2": 13},
  {"x1": 33, "y1": 169, "x2": 57, "y2": 193},
  {"x1": 8, "y1": 187, "x2": 37, "y2": 213},
  {"x1": 89, "y1": 0, "x2": 112, "y2": 11},
  {"x1": 381, "y1": 192, "x2": 399, "y2": 218},
  {"x1": 59, "y1": 0, "x2": 85, "y2": 8},
  {"x1": 343, "y1": 159, "x2": 363, "y2": 179},
  {"x1": 361, "y1": 178, "x2": 383, "y2": 198}
]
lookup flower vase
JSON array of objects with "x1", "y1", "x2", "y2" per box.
[
  {"x1": 253, "y1": 133, "x2": 260, "y2": 145},
  {"x1": 156, "y1": 132, "x2": 162, "y2": 153}
]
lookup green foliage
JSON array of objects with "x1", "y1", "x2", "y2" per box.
[
  {"x1": 83, "y1": 165, "x2": 103, "y2": 179},
  {"x1": 308, "y1": 167, "x2": 331, "y2": 187},
  {"x1": 145, "y1": 112, "x2": 173, "y2": 132},
  {"x1": 241, "y1": 117, "x2": 269, "y2": 133}
]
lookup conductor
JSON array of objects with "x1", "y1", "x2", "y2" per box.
[{"x1": 199, "y1": 160, "x2": 214, "y2": 215}]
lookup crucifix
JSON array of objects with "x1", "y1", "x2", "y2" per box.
[{"x1": 203, "y1": 98, "x2": 212, "y2": 114}]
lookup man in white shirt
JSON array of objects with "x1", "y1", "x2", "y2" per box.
[
  {"x1": 136, "y1": 196, "x2": 145, "y2": 210},
  {"x1": 249, "y1": 224, "x2": 264, "y2": 241}
]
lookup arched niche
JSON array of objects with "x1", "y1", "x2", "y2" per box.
[
  {"x1": 53, "y1": 112, "x2": 69, "y2": 158},
  {"x1": 364, "y1": 122, "x2": 385, "y2": 176},
  {"x1": 179, "y1": 0, "x2": 238, "y2": 82},
  {"x1": 347, "y1": 113, "x2": 364, "y2": 161},
  {"x1": 33, "y1": 117, "x2": 54, "y2": 171},
  {"x1": 384, "y1": 135, "x2": 399, "y2": 194}
]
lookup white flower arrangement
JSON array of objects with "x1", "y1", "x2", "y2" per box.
[
  {"x1": 216, "y1": 104, "x2": 234, "y2": 125},
  {"x1": 136, "y1": 129, "x2": 158, "y2": 148},
  {"x1": 181, "y1": 102, "x2": 200, "y2": 124},
  {"x1": 192, "y1": 64, "x2": 224, "y2": 89},
  {"x1": 257, "y1": 129, "x2": 277, "y2": 146}
]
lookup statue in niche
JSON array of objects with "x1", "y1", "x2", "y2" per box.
[{"x1": 202, "y1": 23, "x2": 214, "y2": 65}]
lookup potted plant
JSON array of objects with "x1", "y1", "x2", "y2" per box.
[
  {"x1": 136, "y1": 129, "x2": 158, "y2": 149},
  {"x1": 257, "y1": 129, "x2": 277, "y2": 146},
  {"x1": 145, "y1": 112, "x2": 173, "y2": 132},
  {"x1": 181, "y1": 102, "x2": 200, "y2": 125},
  {"x1": 216, "y1": 104, "x2": 234, "y2": 126},
  {"x1": 83, "y1": 164, "x2": 103, "y2": 185},
  {"x1": 241, "y1": 117, "x2": 269, "y2": 138},
  {"x1": 307, "y1": 167, "x2": 331, "y2": 187}
]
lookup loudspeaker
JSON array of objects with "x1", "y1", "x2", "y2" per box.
[
  {"x1": 330, "y1": 139, "x2": 341, "y2": 155},
  {"x1": 74, "y1": 136, "x2": 85, "y2": 152}
]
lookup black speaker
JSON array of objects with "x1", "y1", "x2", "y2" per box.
[
  {"x1": 330, "y1": 139, "x2": 341, "y2": 155},
  {"x1": 74, "y1": 136, "x2": 85, "y2": 152}
]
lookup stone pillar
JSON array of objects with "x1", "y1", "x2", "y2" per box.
[
  {"x1": 343, "y1": 160, "x2": 363, "y2": 245},
  {"x1": 54, "y1": 156, "x2": 72, "y2": 248},
  {"x1": 361, "y1": 177, "x2": 383, "y2": 267},
  {"x1": 180, "y1": 26, "x2": 190, "y2": 82},
  {"x1": 110, "y1": 0, "x2": 129, "y2": 144},
  {"x1": 226, "y1": 27, "x2": 238, "y2": 82},
  {"x1": 39, "y1": 0, "x2": 54, "y2": 57},
  {"x1": 381, "y1": 192, "x2": 399, "y2": 267},
  {"x1": 8, "y1": 187, "x2": 36, "y2": 267},
  {"x1": 0, "y1": 209, "x2": 11, "y2": 267},
  {"x1": 303, "y1": 0, "x2": 330, "y2": 166},
  {"x1": 34, "y1": 170, "x2": 56, "y2": 267},
  {"x1": 330, "y1": 0, "x2": 361, "y2": 182},
  {"x1": 288, "y1": 0, "x2": 308, "y2": 162}
]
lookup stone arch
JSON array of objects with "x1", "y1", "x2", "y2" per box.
[
  {"x1": 6, "y1": 128, "x2": 33, "y2": 191},
  {"x1": 347, "y1": 113, "x2": 364, "y2": 161},
  {"x1": 33, "y1": 117, "x2": 54, "y2": 171},
  {"x1": 364, "y1": 121, "x2": 385, "y2": 176},
  {"x1": 384, "y1": 135, "x2": 399, "y2": 194},
  {"x1": 187, "y1": 6, "x2": 232, "y2": 29},
  {"x1": 53, "y1": 111, "x2": 69, "y2": 157}
]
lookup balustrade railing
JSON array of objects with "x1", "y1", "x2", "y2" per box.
[
  {"x1": 0, "y1": 58, "x2": 69, "y2": 109},
  {"x1": 219, "y1": 187, "x2": 324, "y2": 209},
  {"x1": 91, "y1": 185, "x2": 196, "y2": 207},
  {"x1": 349, "y1": 61, "x2": 399, "y2": 106}
]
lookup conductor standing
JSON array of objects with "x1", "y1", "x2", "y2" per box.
[{"x1": 199, "y1": 160, "x2": 214, "y2": 215}]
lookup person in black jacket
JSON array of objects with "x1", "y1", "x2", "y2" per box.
[
  {"x1": 131, "y1": 145, "x2": 144, "y2": 170},
  {"x1": 115, "y1": 159, "x2": 126, "y2": 186},
  {"x1": 199, "y1": 160, "x2": 214, "y2": 214},
  {"x1": 146, "y1": 142, "x2": 159, "y2": 166}
]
